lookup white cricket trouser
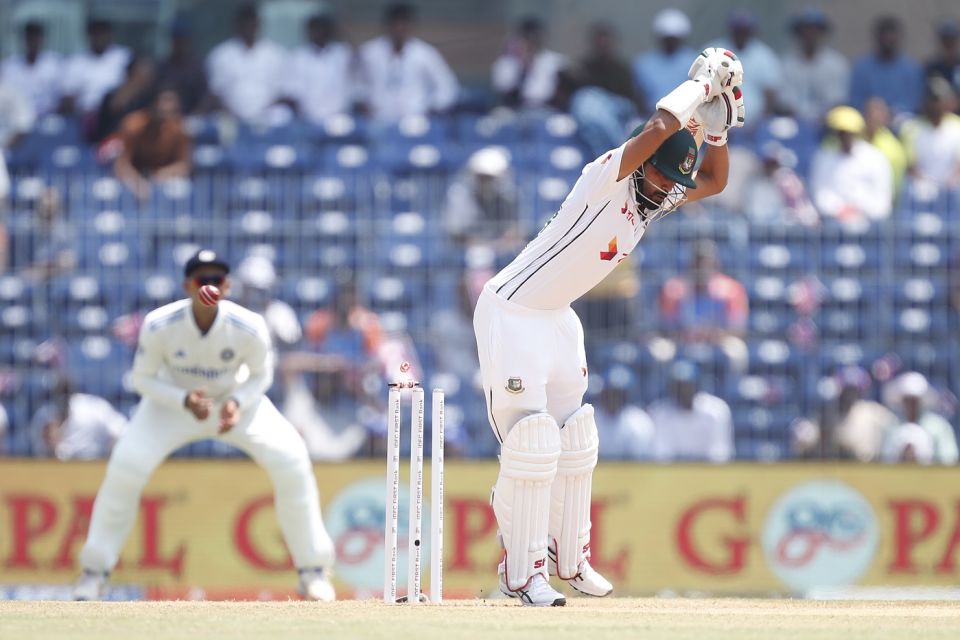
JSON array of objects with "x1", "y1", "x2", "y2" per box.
[
  {"x1": 474, "y1": 284, "x2": 589, "y2": 440},
  {"x1": 80, "y1": 396, "x2": 334, "y2": 573}
]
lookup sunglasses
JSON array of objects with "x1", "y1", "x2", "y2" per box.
[{"x1": 193, "y1": 274, "x2": 226, "y2": 287}]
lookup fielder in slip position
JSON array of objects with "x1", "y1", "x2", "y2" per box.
[
  {"x1": 73, "y1": 250, "x2": 336, "y2": 601},
  {"x1": 474, "y1": 49, "x2": 745, "y2": 606}
]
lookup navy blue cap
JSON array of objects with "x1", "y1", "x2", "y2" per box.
[
  {"x1": 792, "y1": 7, "x2": 830, "y2": 31},
  {"x1": 184, "y1": 249, "x2": 230, "y2": 277}
]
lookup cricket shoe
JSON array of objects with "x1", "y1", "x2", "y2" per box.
[
  {"x1": 298, "y1": 567, "x2": 336, "y2": 602},
  {"x1": 73, "y1": 570, "x2": 108, "y2": 601},
  {"x1": 549, "y1": 555, "x2": 613, "y2": 597},
  {"x1": 498, "y1": 562, "x2": 566, "y2": 607}
]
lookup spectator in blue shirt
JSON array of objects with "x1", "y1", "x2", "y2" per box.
[
  {"x1": 632, "y1": 8, "x2": 695, "y2": 115},
  {"x1": 850, "y1": 15, "x2": 924, "y2": 117}
]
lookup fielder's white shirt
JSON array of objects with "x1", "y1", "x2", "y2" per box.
[
  {"x1": 285, "y1": 42, "x2": 355, "y2": 123},
  {"x1": 131, "y1": 299, "x2": 273, "y2": 410},
  {"x1": 1, "y1": 51, "x2": 64, "y2": 116},
  {"x1": 207, "y1": 38, "x2": 288, "y2": 123},
  {"x1": 61, "y1": 45, "x2": 131, "y2": 112},
  {"x1": 358, "y1": 36, "x2": 459, "y2": 122},
  {"x1": 488, "y1": 143, "x2": 657, "y2": 309}
]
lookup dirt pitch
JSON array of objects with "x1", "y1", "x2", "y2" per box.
[{"x1": 2, "y1": 598, "x2": 959, "y2": 640}]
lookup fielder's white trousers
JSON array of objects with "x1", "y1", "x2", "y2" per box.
[
  {"x1": 474, "y1": 284, "x2": 589, "y2": 441},
  {"x1": 79, "y1": 396, "x2": 335, "y2": 573}
]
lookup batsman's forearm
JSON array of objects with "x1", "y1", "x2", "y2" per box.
[{"x1": 130, "y1": 372, "x2": 189, "y2": 410}]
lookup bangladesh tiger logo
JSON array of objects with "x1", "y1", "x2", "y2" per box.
[
  {"x1": 505, "y1": 377, "x2": 524, "y2": 394},
  {"x1": 680, "y1": 147, "x2": 696, "y2": 175}
]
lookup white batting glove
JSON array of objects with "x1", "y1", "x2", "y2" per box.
[
  {"x1": 688, "y1": 48, "x2": 744, "y2": 100},
  {"x1": 692, "y1": 86, "x2": 746, "y2": 146}
]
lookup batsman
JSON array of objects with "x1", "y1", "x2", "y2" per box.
[{"x1": 473, "y1": 49, "x2": 745, "y2": 606}]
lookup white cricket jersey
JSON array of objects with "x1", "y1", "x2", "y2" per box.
[
  {"x1": 488, "y1": 143, "x2": 652, "y2": 310},
  {"x1": 130, "y1": 299, "x2": 274, "y2": 410}
]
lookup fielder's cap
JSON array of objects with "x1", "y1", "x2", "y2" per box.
[
  {"x1": 825, "y1": 105, "x2": 866, "y2": 134},
  {"x1": 653, "y1": 8, "x2": 691, "y2": 38},
  {"x1": 184, "y1": 249, "x2": 230, "y2": 277},
  {"x1": 938, "y1": 19, "x2": 960, "y2": 38},
  {"x1": 648, "y1": 127, "x2": 699, "y2": 189},
  {"x1": 729, "y1": 9, "x2": 758, "y2": 31},
  {"x1": 792, "y1": 7, "x2": 830, "y2": 32}
]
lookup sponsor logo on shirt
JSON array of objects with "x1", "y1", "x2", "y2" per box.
[
  {"x1": 173, "y1": 365, "x2": 229, "y2": 380},
  {"x1": 620, "y1": 202, "x2": 635, "y2": 226},
  {"x1": 600, "y1": 237, "x2": 619, "y2": 261},
  {"x1": 505, "y1": 377, "x2": 524, "y2": 394},
  {"x1": 174, "y1": 350, "x2": 186, "y2": 359}
]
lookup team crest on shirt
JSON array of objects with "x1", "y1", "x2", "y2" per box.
[
  {"x1": 220, "y1": 348, "x2": 235, "y2": 361},
  {"x1": 505, "y1": 377, "x2": 524, "y2": 394},
  {"x1": 175, "y1": 349, "x2": 186, "y2": 359},
  {"x1": 680, "y1": 147, "x2": 696, "y2": 175}
]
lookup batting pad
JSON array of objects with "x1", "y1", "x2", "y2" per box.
[
  {"x1": 493, "y1": 413, "x2": 561, "y2": 590},
  {"x1": 549, "y1": 404, "x2": 599, "y2": 579}
]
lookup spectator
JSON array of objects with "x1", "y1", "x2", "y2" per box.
[
  {"x1": 863, "y1": 97, "x2": 908, "y2": 191},
  {"x1": 358, "y1": 3, "x2": 458, "y2": 123},
  {"x1": 850, "y1": 16, "x2": 924, "y2": 117},
  {"x1": 810, "y1": 105, "x2": 893, "y2": 222},
  {"x1": 900, "y1": 77, "x2": 960, "y2": 188},
  {"x1": 0, "y1": 401, "x2": 8, "y2": 456},
  {"x1": 594, "y1": 366, "x2": 654, "y2": 461},
  {"x1": 286, "y1": 13, "x2": 355, "y2": 124},
  {"x1": 828, "y1": 366, "x2": 897, "y2": 461},
  {"x1": 304, "y1": 280, "x2": 384, "y2": 366},
  {"x1": 743, "y1": 142, "x2": 818, "y2": 226},
  {"x1": 882, "y1": 372, "x2": 959, "y2": 464},
  {"x1": 92, "y1": 55, "x2": 156, "y2": 144},
  {"x1": 926, "y1": 19, "x2": 960, "y2": 95},
  {"x1": 1, "y1": 22, "x2": 63, "y2": 117},
  {"x1": 429, "y1": 268, "x2": 485, "y2": 384},
  {"x1": 0, "y1": 77, "x2": 34, "y2": 150},
  {"x1": 579, "y1": 22, "x2": 636, "y2": 103},
  {"x1": 60, "y1": 19, "x2": 131, "y2": 116},
  {"x1": 884, "y1": 422, "x2": 935, "y2": 463},
  {"x1": 30, "y1": 377, "x2": 127, "y2": 460},
  {"x1": 206, "y1": 3, "x2": 288, "y2": 125},
  {"x1": 156, "y1": 18, "x2": 209, "y2": 115},
  {"x1": 114, "y1": 88, "x2": 191, "y2": 201},
  {"x1": 649, "y1": 361, "x2": 733, "y2": 463},
  {"x1": 442, "y1": 146, "x2": 522, "y2": 253},
  {"x1": 492, "y1": 17, "x2": 568, "y2": 109},
  {"x1": 709, "y1": 9, "x2": 782, "y2": 118},
  {"x1": 235, "y1": 254, "x2": 302, "y2": 349},
  {"x1": 659, "y1": 239, "x2": 749, "y2": 342},
  {"x1": 632, "y1": 8, "x2": 695, "y2": 114},
  {"x1": 19, "y1": 187, "x2": 76, "y2": 282},
  {"x1": 780, "y1": 8, "x2": 850, "y2": 123}
]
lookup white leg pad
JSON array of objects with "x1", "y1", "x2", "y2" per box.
[
  {"x1": 493, "y1": 413, "x2": 561, "y2": 591},
  {"x1": 549, "y1": 404, "x2": 599, "y2": 579}
]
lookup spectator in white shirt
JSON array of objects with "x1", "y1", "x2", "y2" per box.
[
  {"x1": 884, "y1": 422, "x2": 935, "y2": 464},
  {"x1": 649, "y1": 361, "x2": 734, "y2": 463},
  {"x1": 235, "y1": 255, "x2": 302, "y2": 349},
  {"x1": 207, "y1": 3, "x2": 289, "y2": 125},
  {"x1": 0, "y1": 79, "x2": 35, "y2": 150},
  {"x1": 882, "y1": 372, "x2": 959, "y2": 465},
  {"x1": 31, "y1": 378, "x2": 127, "y2": 460},
  {"x1": 492, "y1": 17, "x2": 568, "y2": 109},
  {"x1": 780, "y1": 8, "x2": 850, "y2": 123},
  {"x1": 710, "y1": 9, "x2": 782, "y2": 119},
  {"x1": 358, "y1": 3, "x2": 459, "y2": 123},
  {"x1": 286, "y1": 13, "x2": 355, "y2": 124},
  {"x1": 632, "y1": 9, "x2": 696, "y2": 115},
  {"x1": 594, "y1": 366, "x2": 655, "y2": 461},
  {"x1": 1, "y1": 22, "x2": 63, "y2": 117},
  {"x1": 810, "y1": 105, "x2": 893, "y2": 222},
  {"x1": 900, "y1": 77, "x2": 960, "y2": 189},
  {"x1": 60, "y1": 19, "x2": 131, "y2": 116}
]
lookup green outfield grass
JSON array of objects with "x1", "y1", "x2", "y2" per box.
[{"x1": 2, "y1": 598, "x2": 959, "y2": 640}]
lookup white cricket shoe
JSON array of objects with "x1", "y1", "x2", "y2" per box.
[
  {"x1": 554, "y1": 559, "x2": 613, "y2": 597},
  {"x1": 498, "y1": 564, "x2": 566, "y2": 606},
  {"x1": 73, "y1": 570, "x2": 107, "y2": 601},
  {"x1": 297, "y1": 568, "x2": 336, "y2": 602}
]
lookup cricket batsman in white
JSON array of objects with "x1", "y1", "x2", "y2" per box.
[
  {"x1": 73, "y1": 250, "x2": 336, "y2": 601},
  {"x1": 474, "y1": 49, "x2": 745, "y2": 606}
]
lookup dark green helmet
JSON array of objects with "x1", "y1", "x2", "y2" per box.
[{"x1": 628, "y1": 125, "x2": 699, "y2": 189}]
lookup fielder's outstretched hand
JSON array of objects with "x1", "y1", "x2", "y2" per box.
[{"x1": 219, "y1": 398, "x2": 240, "y2": 434}]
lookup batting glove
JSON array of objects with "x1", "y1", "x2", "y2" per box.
[
  {"x1": 693, "y1": 85, "x2": 746, "y2": 146},
  {"x1": 688, "y1": 48, "x2": 744, "y2": 100}
]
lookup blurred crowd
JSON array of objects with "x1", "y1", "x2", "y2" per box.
[{"x1": 1, "y1": 4, "x2": 960, "y2": 464}]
